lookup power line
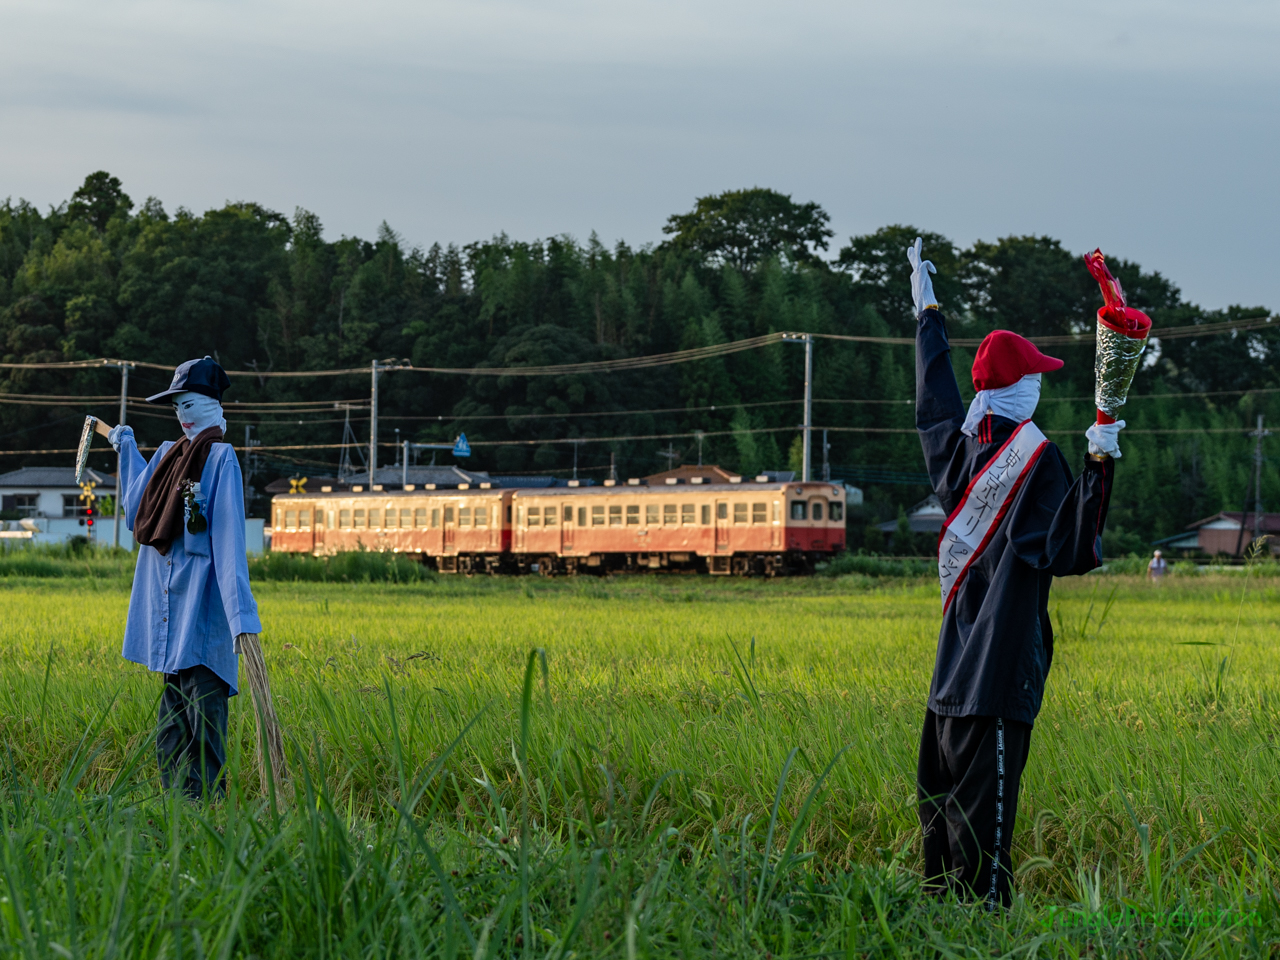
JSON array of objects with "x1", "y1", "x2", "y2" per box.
[{"x1": 0, "y1": 314, "x2": 1270, "y2": 380}]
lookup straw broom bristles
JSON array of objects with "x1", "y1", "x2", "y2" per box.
[{"x1": 238, "y1": 632, "x2": 287, "y2": 795}]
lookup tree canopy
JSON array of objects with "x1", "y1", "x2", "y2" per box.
[{"x1": 0, "y1": 172, "x2": 1275, "y2": 554}]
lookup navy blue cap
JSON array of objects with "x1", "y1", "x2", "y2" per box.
[{"x1": 146, "y1": 356, "x2": 232, "y2": 404}]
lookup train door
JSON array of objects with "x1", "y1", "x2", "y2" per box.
[
  {"x1": 807, "y1": 497, "x2": 827, "y2": 547},
  {"x1": 443, "y1": 502, "x2": 457, "y2": 554},
  {"x1": 312, "y1": 503, "x2": 325, "y2": 554},
  {"x1": 714, "y1": 500, "x2": 730, "y2": 551},
  {"x1": 560, "y1": 503, "x2": 574, "y2": 552},
  {"x1": 770, "y1": 499, "x2": 782, "y2": 549},
  {"x1": 513, "y1": 504, "x2": 526, "y2": 552}
]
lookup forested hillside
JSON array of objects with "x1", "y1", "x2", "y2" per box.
[{"x1": 1, "y1": 173, "x2": 1275, "y2": 552}]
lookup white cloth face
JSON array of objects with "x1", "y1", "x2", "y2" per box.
[
  {"x1": 961, "y1": 374, "x2": 1042, "y2": 437},
  {"x1": 1085, "y1": 419, "x2": 1125, "y2": 458},
  {"x1": 173, "y1": 392, "x2": 226, "y2": 441}
]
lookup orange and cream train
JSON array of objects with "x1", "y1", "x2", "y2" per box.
[{"x1": 270, "y1": 476, "x2": 848, "y2": 575}]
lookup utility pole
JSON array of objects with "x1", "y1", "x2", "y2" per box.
[
  {"x1": 369, "y1": 360, "x2": 379, "y2": 487},
  {"x1": 695, "y1": 430, "x2": 705, "y2": 466},
  {"x1": 108, "y1": 362, "x2": 131, "y2": 548},
  {"x1": 781, "y1": 332, "x2": 814, "y2": 482},
  {"x1": 369, "y1": 358, "x2": 411, "y2": 487},
  {"x1": 242, "y1": 424, "x2": 261, "y2": 517},
  {"x1": 1253, "y1": 414, "x2": 1269, "y2": 541},
  {"x1": 572, "y1": 440, "x2": 580, "y2": 480},
  {"x1": 822, "y1": 428, "x2": 830, "y2": 482}
]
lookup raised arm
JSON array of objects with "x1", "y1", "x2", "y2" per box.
[
  {"x1": 910, "y1": 239, "x2": 967, "y2": 494},
  {"x1": 1007, "y1": 453, "x2": 1115, "y2": 576},
  {"x1": 108, "y1": 425, "x2": 151, "y2": 531}
]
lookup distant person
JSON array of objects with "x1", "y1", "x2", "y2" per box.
[
  {"x1": 909, "y1": 239, "x2": 1123, "y2": 906},
  {"x1": 1148, "y1": 549, "x2": 1168, "y2": 579},
  {"x1": 109, "y1": 357, "x2": 261, "y2": 800}
]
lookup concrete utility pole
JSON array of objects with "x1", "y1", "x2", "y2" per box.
[
  {"x1": 782, "y1": 332, "x2": 815, "y2": 482},
  {"x1": 1253, "y1": 414, "x2": 1269, "y2": 541},
  {"x1": 111, "y1": 362, "x2": 130, "y2": 547},
  {"x1": 822, "y1": 428, "x2": 831, "y2": 482},
  {"x1": 369, "y1": 360, "x2": 380, "y2": 487}
]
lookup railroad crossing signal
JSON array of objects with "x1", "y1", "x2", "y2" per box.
[
  {"x1": 289, "y1": 476, "x2": 309, "y2": 494},
  {"x1": 453, "y1": 433, "x2": 471, "y2": 457},
  {"x1": 79, "y1": 481, "x2": 97, "y2": 538}
]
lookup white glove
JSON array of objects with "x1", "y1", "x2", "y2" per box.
[
  {"x1": 107, "y1": 423, "x2": 134, "y2": 452},
  {"x1": 907, "y1": 237, "x2": 938, "y2": 316},
  {"x1": 1086, "y1": 419, "x2": 1125, "y2": 459}
]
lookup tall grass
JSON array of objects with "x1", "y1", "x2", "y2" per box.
[{"x1": 1, "y1": 573, "x2": 1278, "y2": 953}]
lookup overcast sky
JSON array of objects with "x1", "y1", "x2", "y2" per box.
[{"x1": 2, "y1": 0, "x2": 1277, "y2": 310}]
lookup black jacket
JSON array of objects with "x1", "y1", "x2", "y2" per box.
[{"x1": 916, "y1": 309, "x2": 1114, "y2": 726}]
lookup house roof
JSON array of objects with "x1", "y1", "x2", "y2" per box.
[
  {"x1": 877, "y1": 495, "x2": 946, "y2": 534},
  {"x1": 644, "y1": 464, "x2": 740, "y2": 484},
  {"x1": 0, "y1": 466, "x2": 114, "y2": 488},
  {"x1": 1186, "y1": 511, "x2": 1280, "y2": 534}
]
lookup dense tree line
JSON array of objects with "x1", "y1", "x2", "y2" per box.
[{"x1": 1, "y1": 174, "x2": 1276, "y2": 553}]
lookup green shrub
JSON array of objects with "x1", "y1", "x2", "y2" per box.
[
  {"x1": 818, "y1": 551, "x2": 933, "y2": 579},
  {"x1": 0, "y1": 541, "x2": 134, "y2": 578},
  {"x1": 248, "y1": 549, "x2": 434, "y2": 583}
]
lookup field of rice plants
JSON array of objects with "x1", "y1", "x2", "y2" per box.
[{"x1": 1, "y1": 568, "x2": 1278, "y2": 957}]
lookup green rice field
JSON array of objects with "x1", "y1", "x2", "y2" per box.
[{"x1": 1, "y1": 567, "x2": 1278, "y2": 957}]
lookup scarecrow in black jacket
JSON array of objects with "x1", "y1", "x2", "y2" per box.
[{"x1": 908, "y1": 238, "x2": 1123, "y2": 906}]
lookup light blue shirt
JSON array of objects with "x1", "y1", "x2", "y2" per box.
[{"x1": 116, "y1": 432, "x2": 261, "y2": 694}]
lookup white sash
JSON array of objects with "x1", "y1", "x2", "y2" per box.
[{"x1": 938, "y1": 420, "x2": 1049, "y2": 610}]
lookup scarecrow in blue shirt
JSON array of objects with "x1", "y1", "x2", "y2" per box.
[{"x1": 109, "y1": 357, "x2": 262, "y2": 800}]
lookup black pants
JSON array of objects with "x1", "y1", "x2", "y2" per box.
[
  {"x1": 917, "y1": 709, "x2": 1032, "y2": 906},
  {"x1": 158, "y1": 665, "x2": 230, "y2": 801}
]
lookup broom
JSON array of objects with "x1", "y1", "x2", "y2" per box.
[
  {"x1": 75, "y1": 415, "x2": 288, "y2": 795},
  {"x1": 237, "y1": 632, "x2": 289, "y2": 795}
]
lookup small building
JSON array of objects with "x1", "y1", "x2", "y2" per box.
[
  {"x1": 877, "y1": 494, "x2": 947, "y2": 535},
  {"x1": 0, "y1": 466, "x2": 115, "y2": 519},
  {"x1": 1179, "y1": 512, "x2": 1280, "y2": 557}
]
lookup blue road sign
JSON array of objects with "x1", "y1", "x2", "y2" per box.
[{"x1": 453, "y1": 433, "x2": 471, "y2": 457}]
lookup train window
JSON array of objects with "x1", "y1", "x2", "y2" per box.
[
  {"x1": 681, "y1": 504, "x2": 695, "y2": 524},
  {"x1": 444, "y1": 506, "x2": 455, "y2": 524},
  {"x1": 626, "y1": 505, "x2": 639, "y2": 525},
  {"x1": 339, "y1": 509, "x2": 351, "y2": 528},
  {"x1": 527, "y1": 506, "x2": 540, "y2": 526},
  {"x1": 285, "y1": 510, "x2": 298, "y2": 530},
  {"x1": 609, "y1": 505, "x2": 622, "y2": 525},
  {"x1": 790, "y1": 501, "x2": 807, "y2": 520},
  {"x1": 811, "y1": 502, "x2": 824, "y2": 521},
  {"x1": 354, "y1": 509, "x2": 366, "y2": 529},
  {"x1": 414, "y1": 508, "x2": 428, "y2": 528},
  {"x1": 476, "y1": 506, "x2": 488, "y2": 526},
  {"x1": 327, "y1": 511, "x2": 335, "y2": 529},
  {"x1": 384, "y1": 508, "x2": 397, "y2": 529},
  {"x1": 369, "y1": 508, "x2": 382, "y2": 528},
  {"x1": 663, "y1": 504, "x2": 677, "y2": 525},
  {"x1": 646, "y1": 504, "x2": 659, "y2": 525},
  {"x1": 591, "y1": 506, "x2": 605, "y2": 526},
  {"x1": 752, "y1": 503, "x2": 767, "y2": 524},
  {"x1": 543, "y1": 506, "x2": 556, "y2": 525},
  {"x1": 429, "y1": 508, "x2": 439, "y2": 528},
  {"x1": 400, "y1": 508, "x2": 412, "y2": 527},
  {"x1": 830, "y1": 501, "x2": 844, "y2": 521},
  {"x1": 460, "y1": 507, "x2": 471, "y2": 527},
  {"x1": 300, "y1": 509, "x2": 312, "y2": 528},
  {"x1": 578, "y1": 507, "x2": 586, "y2": 526},
  {"x1": 717, "y1": 502, "x2": 727, "y2": 520},
  {"x1": 733, "y1": 503, "x2": 747, "y2": 524},
  {"x1": 772, "y1": 502, "x2": 780, "y2": 522},
  {"x1": 563, "y1": 505, "x2": 573, "y2": 523},
  {"x1": 701, "y1": 504, "x2": 710, "y2": 524}
]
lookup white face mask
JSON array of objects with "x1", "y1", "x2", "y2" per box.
[
  {"x1": 961, "y1": 373, "x2": 1042, "y2": 437},
  {"x1": 172, "y1": 392, "x2": 226, "y2": 442}
]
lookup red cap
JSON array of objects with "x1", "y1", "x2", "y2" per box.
[{"x1": 971, "y1": 330, "x2": 1064, "y2": 391}]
